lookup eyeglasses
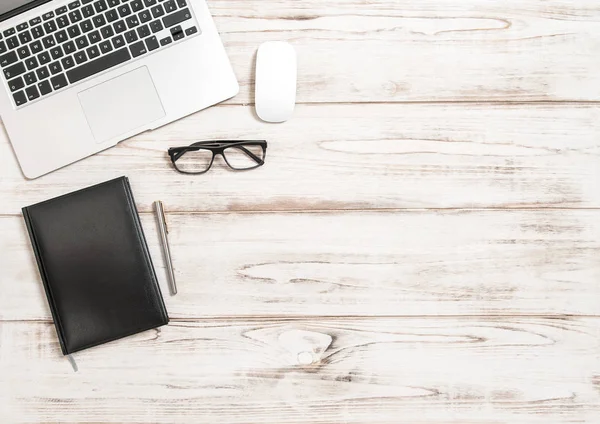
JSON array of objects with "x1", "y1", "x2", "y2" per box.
[{"x1": 168, "y1": 140, "x2": 268, "y2": 174}]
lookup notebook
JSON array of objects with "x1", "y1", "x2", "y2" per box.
[{"x1": 22, "y1": 177, "x2": 169, "y2": 355}]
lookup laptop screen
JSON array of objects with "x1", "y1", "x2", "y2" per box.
[{"x1": 0, "y1": 0, "x2": 52, "y2": 22}]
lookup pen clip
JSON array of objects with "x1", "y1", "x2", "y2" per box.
[
  {"x1": 154, "y1": 201, "x2": 168, "y2": 234},
  {"x1": 161, "y1": 205, "x2": 168, "y2": 234}
]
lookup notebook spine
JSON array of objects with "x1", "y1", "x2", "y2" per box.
[
  {"x1": 22, "y1": 207, "x2": 69, "y2": 355},
  {"x1": 121, "y1": 177, "x2": 169, "y2": 324}
]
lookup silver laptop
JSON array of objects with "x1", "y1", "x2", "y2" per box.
[{"x1": 0, "y1": 0, "x2": 239, "y2": 178}]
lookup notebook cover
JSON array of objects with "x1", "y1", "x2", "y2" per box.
[{"x1": 22, "y1": 177, "x2": 169, "y2": 355}]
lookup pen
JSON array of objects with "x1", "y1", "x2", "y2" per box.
[{"x1": 153, "y1": 201, "x2": 178, "y2": 296}]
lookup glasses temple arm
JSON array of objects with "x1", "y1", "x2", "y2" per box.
[{"x1": 235, "y1": 146, "x2": 264, "y2": 165}]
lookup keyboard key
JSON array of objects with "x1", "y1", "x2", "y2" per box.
[
  {"x1": 82, "y1": 0, "x2": 94, "y2": 4},
  {"x1": 87, "y1": 45, "x2": 100, "y2": 59},
  {"x1": 68, "y1": 25, "x2": 81, "y2": 38},
  {"x1": 108, "y1": 0, "x2": 120, "y2": 7},
  {"x1": 159, "y1": 36, "x2": 171, "y2": 46},
  {"x1": 56, "y1": 6, "x2": 68, "y2": 15},
  {"x1": 124, "y1": 30, "x2": 138, "y2": 43},
  {"x1": 118, "y1": 4, "x2": 131, "y2": 17},
  {"x1": 69, "y1": 10, "x2": 83, "y2": 23},
  {"x1": 36, "y1": 66, "x2": 49, "y2": 79},
  {"x1": 50, "y1": 73, "x2": 68, "y2": 90},
  {"x1": 129, "y1": 40, "x2": 146, "y2": 57},
  {"x1": 81, "y1": 19, "x2": 94, "y2": 33},
  {"x1": 113, "y1": 20, "x2": 127, "y2": 33},
  {"x1": 0, "y1": 41, "x2": 7, "y2": 54},
  {"x1": 74, "y1": 51, "x2": 87, "y2": 63},
  {"x1": 50, "y1": 46, "x2": 63, "y2": 60},
  {"x1": 29, "y1": 17, "x2": 42, "y2": 26},
  {"x1": 88, "y1": 30, "x2": 101, "y2": 44},
  {"x1": 8, "y1": 76, "x2": 24, "y2": 92},
  {"x1": 31, "y1": 40, "x2": 44, "y2": 55},
  {"x1": 26, "y1": 85, "x2": 40, "y2": 101},
  {"x1": 105, "y1": 9, "x2": 119, "y2": 23},
  {"x1": 38, "y1": 51, "x2": 51, "y2": 65},
  {"x1": 32, "y1": 26, "x2": 45, "y2": 39},
  {"x1": 57, "y1": 15, "x2": 70, "y2": 28},
  {"x1": 55, "y1": 31, "x2": 68, "y2": 45},
  {"x1": 138, "y1": 10, "x2": 152, "y2": 23},
  {"x1": 144, "y1": 0, "x2": 157, "y2": 6},
  {"x1": 163, "y1": 9, "x2": 191, "y2": 28},
  {"x1": 44, "y1": 21, "x2": 57, "y2": 33},
  {"x1": 61, "y1": 55, "x2": 75, "y2": 69},
  {"x1": 82, "y1": 5, "x2": 95, "y2": 18},
  {"x1": 131, "y1": 0, "x2": 144, "y2": 13},
  {"x1": 176, "y1": 0, "x2": 186, "y2": 6},
  {"x1": 164, "y1": 0, "x2": 176, "y2": 13},
  {"x1": 13, "y1": 90, "x2": 27, "y2": 106},
  {"x1": 170, "y1": 25, "x2": 183, "y2": 41},
  {"x1": 112, "y1": 34, "x2": 125, "y2": 48},
  {"x1": 185, "y1": 26, "x2": 197, "y2": 36},
  {"x1": 25, "y1": 57, "x2": 38, "y2": 70},
  {"x1": 94, "y1": 0, "x2": 108, "y2": 13},
  {"x1": 18, "y1": 30, "x2": 32, "y2": 44},
  {"x1": 126, "y1": 15, "x2": 140, "y2": 28},
  {"x1": 0, "y1": 51, "x2": 18, "y2": 67},
  {"x1": 24, "y1": 71, "x2": 37, "y2": 85},
  {"x1": 68, "y1": 1, "x2": 81, "y2": 10},
  {"x1": 93, "y1": 15, "x2": 106, "y2": 28},
  {"x1": 75, "y1": 36, "x2": 89, "y2": 49},
  {"x1": 3, "y1": 29, "x2": 16, "y2": 37},
  {"x1": 67, "y1": 47, "x2": 130, "y2": 83},
  {"x1": 149, "y1": 20, "x2": 162, "y2": 33},
  {"x1": 42, "y1": 35, "x2": 56, "y2": 49},
  {"x1": 6, "y1": 36, "x2": 19, "y2": 50},
  {"x1": 49, "y1": 61, "x2": 63, "y2": 75},
  {"x1": 17, "y1": 46, "x2": 30, "y2": 60},
  {"x1": 145, "y1": 35, "x2": 159, "y2": 51},
  {"x1": 43, "y1": 11, "x2": 55, "y2": 21},
  {"x1": 151, "y1": 5, "x2": 164, "y2": 19},
  {"x1": 137, "y1": 24, "x2": 150, "y2": 38},
  {"x1": 99, "y1": 40, "x2": 112, "y2": 53},
  {"x1": 101, "y1": 25, "x2": 114, "y2": 39},
  {"x1": 16, "y1": 23, "x2": 29, "y2": 32},
  {"x1": 38, "y1": 80, "x2": 52, "y2": 95},
  {"x1": 4, "y1": 61, "x2": 26, "y2": 79},
  {"x1": 64, "y1": 41, "x2": 76, "y2": 54}
]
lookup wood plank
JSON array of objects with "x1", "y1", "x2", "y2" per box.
[
  {"x1": 1, "y1": 318, "x2": 599, "y2": 423},
  {"x1": 209, "y1": 0, "x2": 600, "y2": 103},
  {"x1": 3, "y1": 103, "x2": 600, "y2": 213},
  {"x1": 3, "y1": 210, "x2": 600, "y2": 321}
]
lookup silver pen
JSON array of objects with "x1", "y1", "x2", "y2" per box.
[{"x1": 153, "y1": 201, "x2": 177, "y2": 295}]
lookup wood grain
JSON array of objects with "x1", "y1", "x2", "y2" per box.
[
  {"x1": 208, "y1": 0, "x2": 600, "y2": 103},
  {"x1": 3, "y1": 1, "x2": 600, "y2": 422},
  {"x1": 2, "y1": 103, "x2": 600, "y2": 213},
  {"x1": 2, "y1": 317, "x2": 599, "y2": 423},
  {"x1": 3, "y1": 210, "x2": 600, "y2": 321}
]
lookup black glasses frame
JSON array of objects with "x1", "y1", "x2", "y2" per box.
[{"x1": 168, "y1": 140, "x2": 268, "y2": 174}]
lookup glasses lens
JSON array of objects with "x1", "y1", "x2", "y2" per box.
[
  {"x1": 223, "y1": 144, "x2": 265, "y2": 170},
  {"x1": 174, "y1": 148, "x2": 213, "y2": 173}
]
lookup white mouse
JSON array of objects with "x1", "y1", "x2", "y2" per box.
[{"x1": 255, "y1": 41, "x2": 297, "y2": 123}]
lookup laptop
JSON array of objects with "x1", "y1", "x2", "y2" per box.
[{"x1": 0, "y1": 0, "x2": 239, "y2": 178}]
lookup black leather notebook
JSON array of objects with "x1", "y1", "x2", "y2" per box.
[{"x1": 22, "y1": 177, "x2": 169, "y2": 355}]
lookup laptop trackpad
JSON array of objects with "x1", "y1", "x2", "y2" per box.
[{"x1": 78, "y1": 67, "x2": 165, "y2": 143}]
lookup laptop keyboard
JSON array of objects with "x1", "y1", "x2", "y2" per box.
[{"x1": 0, "y1": 0, "x2": 200, "y2": 108}]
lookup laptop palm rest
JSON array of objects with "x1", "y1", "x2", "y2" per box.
[{"x1": 78, "y1": 66, "x2": 165, "y2": 143}]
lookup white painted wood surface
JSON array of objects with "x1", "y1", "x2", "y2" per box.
[
  {"x1": 2, "y1": 0, "x2": 600, "y2": 422},
  {"x1": 3, "y1": 318, "x2": 600, "y2": 423}
]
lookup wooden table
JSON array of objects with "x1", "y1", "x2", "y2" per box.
[{"x1": 2, "y1": 0, "x2": 600, "y2": 422}]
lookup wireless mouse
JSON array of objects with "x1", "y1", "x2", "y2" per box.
[{"x1": 255, "y1": 41, "x2": 297, "y2": 123}]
